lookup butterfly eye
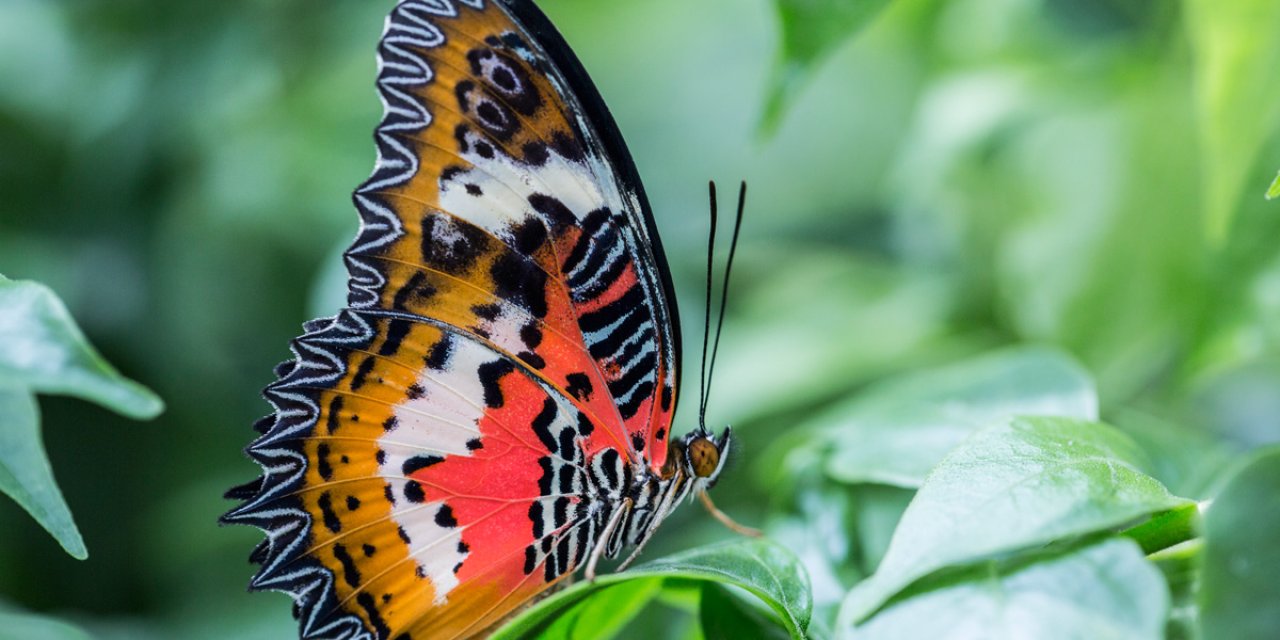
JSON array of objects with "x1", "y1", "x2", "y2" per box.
[{"x1": 686, "y1": 437, "x2": 722, "y2": 479}]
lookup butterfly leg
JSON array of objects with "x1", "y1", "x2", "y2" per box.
[
  {"x1": 585, "y1": 497, "x2": 632, "y2": 582},
  {"x1": 699, "y1": 491, "x2": 762, "y2": 538}
]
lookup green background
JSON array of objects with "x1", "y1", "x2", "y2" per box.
[{"x1": 2, "y1": 0, "x2": 1279, "y2": 637}]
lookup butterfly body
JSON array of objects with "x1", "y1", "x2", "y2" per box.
[{"x1": 224, "y1": 1, "x2": 734, "y2": 638}]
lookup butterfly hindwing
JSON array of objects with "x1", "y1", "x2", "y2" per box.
[{"x1": 227, "y1": 1, "x2": 682, "y2": 638}]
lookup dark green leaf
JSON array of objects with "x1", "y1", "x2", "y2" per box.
[
  {"x1": 701, "y1": 583, "x2": 791, "y2": 640},
  {"x1": 0, "y1": 384, "x2": 86, "y2": 559},
  {"x1": 1199, "y1": 447, "x2": 1280, "y2": 640},
  {"x1": 1184, "y1": 0, "x2": 1280, "y2": 240},
  {"x1": 839, "y1": 417, "x2": 1188, "y2": 625},
  {"x1": 822, "y1": 347, "x2": 1097, "y2": 487},
  {"x1": 761, "y1": 0, "x2": 894, "y2": 135},
  {"x1": 493, "y1": 539, "x2": 812, "y2": 640},
  {"x1": 0, "y1": 276, "x2": 163, "y2": 419},
  {"x1": 847, "y1": 539, "x2": 1168, "y2": 639}
]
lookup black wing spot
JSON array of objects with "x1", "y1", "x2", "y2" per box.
[
  {"x1": 424, "y1": 333, "x2": 454, "y2": 371},
  {"x1": 435, "y1": 504, "x2": 458, "y2": 528},
  {"x1": 490, "y1": 251, "x2": 548, "y2": 317},
  {"x1": 356, "y1": 592, "x2": 391, "y2": 639},
  {"x1": 406, "y1": 383, "x2": 426, "y2": 400},
  {"x1": 378, "y1": 319, "x2": 411, "y2": 356},
  {"x1": 350, "y1": 357, "x2": 377, "y2": 391},
  {"x1": 404, "y1": 480, "x2": 426, "y2": 503},
  {"x1": 316, "y1": 444, "x2": 334, "y2": 481},
  {"x1": 478, "y1": 359, "x2": 516, "y2": 408},
  {"x1": 333, "y1": 543, "x2": 362, "y2": 589},
  {"x1": 531, "y1": 398, "x2": 559, "y2": 450},
  {"x1": 472, "y1": 303, "x2": 502, "y2": 320},
  {"x1": 520, "y1": 324, "x2": 543, "y2": 349},
  {"x1": 631, "y1": 433, "x2": 645, "y2": 452},
  {"x1": 318, "y1": 492, "x2": 342, "y2": 533},
  {"x1": 326, "y1": 396, "x2": 344, "y2": 434},
  {"x1": 466, "y1": 438, "x2": 484, "y2": 451},
  {"x1": 519, "y1": 350, "x2": 546, "y2": 370},
  {"x1": 402, "y1": 455, "x2": 444, "y2": 476},
  {"x1": 510, "y1": 217, "x2": 549, "y2": 255},
  {"x1": 565, "y1": 372, "x2": 593, "y2": 400}
]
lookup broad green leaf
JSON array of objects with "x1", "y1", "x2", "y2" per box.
[
  {"x1": 839, "y1": 417, "x2": 1188, "y2": 625},
  {"x1": 493, "y1": 539, "x2": 812, "y2": 640},
  {"x1": 1183, "y1": 0, "x2": 1280, "y2": 241},
  {"x1": 1268, "y1": 170, "x2": 1280, "y2": 200},
  {"x1": 1199, "y1": 447, "x2": 1280, "y2": 640},
  {"x1": 0, "y1": 607, "x2": 93, "y2": 640},
  {"x1": 823, "y1": 347, "x2": 1097, "y2": 487},
  {"x1": 536, "y1": 578, "x2": 663, "y2": 640},
  {"x1": 761, "y1": 0, "x2": 894, "y2": 135},
  {"x1": 701, "y1": 583, "x2": 791, "y2": 640},
  {"x1": 0, "y1": 276, "x2": 163, "y2": 419},
  {"x1": 845, "y1": 539, "x2": 1168, "y2": 640},
  {"x1": 0, "y1": 384, "x2": 86, "y2": 559}
]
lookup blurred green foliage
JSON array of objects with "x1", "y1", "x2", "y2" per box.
[{"x1": 2, "y1": 0, "x2": 1279, "y2": 638}]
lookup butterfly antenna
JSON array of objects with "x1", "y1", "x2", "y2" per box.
[
  {"x1": 698, "y1": 181, "x2": 719, "y2": 433},
  {"x1": 699, "y1": 181, "x2": 746, "y2": 429}
]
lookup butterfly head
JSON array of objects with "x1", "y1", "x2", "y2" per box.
[{"x1": 676, "y1": 427, "x2": 732, "y2": 488}]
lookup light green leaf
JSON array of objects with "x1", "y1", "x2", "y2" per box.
[
  {"x1": 494, "y1": 539, "x2": 812, "y2": 640},
  {"x1": 0, "y1": 384, "x2": 86, "y2": 559},
  {"x1": 0, "y1": 276, "x2": 163, "y2": 419},
  {"x1": 838, "y1": 417, "x2": 1188, "y2": 625},
  {"x1": 845, "y1": 539, "x2": 1169, "y2": 640},
  {"x1": 1183, "y1": 0, "x2": 1280, "y2": 241},
  {"x1": 1268, "y1": 170, "x2": 1280, "y2": 200},
  {"x1": 1199, "y1": 447, "x2": 1280, "y2": 640},
  {"x1": 761, "y1": 0, "x2": 894, "y2": 136},
  {"x1": 0, "y1": 607, "x2": 94, "y2": 640},
  {"x1": 822, "y1": 347, "x2": 1097, "y2": 487}
]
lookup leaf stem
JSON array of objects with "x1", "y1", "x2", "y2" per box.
[{"x1": 1120, "y1": 501, "x2": 1205, "y2": 555}]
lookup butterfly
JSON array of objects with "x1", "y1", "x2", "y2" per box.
[{"x1": 223, "y1": 1, "x2": 751, "y2": 638}]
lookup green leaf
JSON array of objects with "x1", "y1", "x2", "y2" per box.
[
  {"x1": 0, "y1": 384, "x2": 86, "y2": 559},
  {"x1": 493, "y1": 539, "x2": 812, "y2": 640},
  {"x1": 822, "y1": 347, "x2": 1097, "y2": 487},
  {"x1": 838, "y1": 417, "x2": 1188, "y2": 625},
  {"x1": 0, "y1": 276, "x2": 163, "y2": 419},
  {"x1": 760, "y1": 0, "x2": 894, "y2": 136},
  {"x1": 1268, "y1": 170, "x2": 1280, "y2": 200},
  {"x1": 536, "y1": 578, "x2": 663, "y2": 640},
  {"x1": 844, "y1": 539, "x2": 1169, "y2": 640},
  {"x1": 0, "y1": 607, "x2": 94, "y2": 640},
  {"x1": 1183, "y1": 0, "x2": 1280, "y2": 241},
  {"x1": 1199, "y1": 447, "x2": 1280, "y2": 640},
  {"x1": 701, "y1": 583, "x2": 791, "y2": 640}
]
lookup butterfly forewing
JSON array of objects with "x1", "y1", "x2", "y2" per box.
[{"x1": 226, "y1": 1, "x2": 681, "y2": 638}]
